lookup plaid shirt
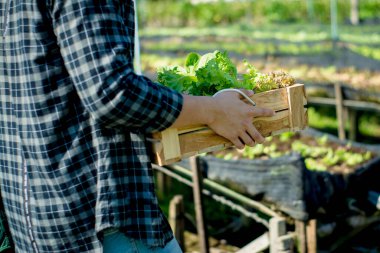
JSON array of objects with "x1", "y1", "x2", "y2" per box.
[{"x1": 0, "y1": 1, "x2": 183, "y2": 252}]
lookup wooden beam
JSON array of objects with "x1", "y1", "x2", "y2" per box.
[
  {"x1": 190, "y1": 156, "x2": 209, "y2": 253},
  {"x1": 308, "y1": 97, "x2": 380, "y2": 112},
  {"x1": 237, "y1": 233, "x2": 270, "y2": 253},
  {"x1": 166, "y1": 164, "x2": 280, "y2": 218},
  {"x1": 307, "y1": 97, "x2": 336, "y2": 106}
]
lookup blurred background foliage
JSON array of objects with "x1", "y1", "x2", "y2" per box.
[{"x1": 138, "y1": 0, "x2": 379, "y2": 27}]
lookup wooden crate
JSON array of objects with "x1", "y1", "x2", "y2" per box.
[{"x1": 151, "y1": 83, "x2": 308, "y2": 165}]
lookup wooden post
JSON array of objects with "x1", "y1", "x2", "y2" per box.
[
  {"x1": 190, "y1": 156, "x2": 209, "y2": 253},
  {"x1": 306, "y1": 220, "x2": 317, "y2": 253},
  {"x1": 156, "y1": 169, "x2": 172, "y2": 199},
  {"x1": 348, "y1": 109, "x2": 359, "y2": 141},
  {"x1": 295, "y1": 220, "x2": 307, "y2": 253},
  {"x1": 169, "y1": 195, "x2": 185, "y2": 251},
  {"x1": 269, "y1": 217, "x2": 286, "y2": 253},
  {"x1": 334, "y1": 83, "x2": 346, "y2": 140}
]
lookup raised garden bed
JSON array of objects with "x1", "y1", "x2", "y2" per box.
[{"x1": 193, "y1": 128, "x2": 380, "y2": 221}]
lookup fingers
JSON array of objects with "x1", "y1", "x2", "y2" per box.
[
  {"x1": 210, "y1": 89, "x2": 275, "y2": 149},
  {"x1": 231, "y1": 137, "x2": 245, "y2": 150},
  {"x1": 228, "y1": 120, "x2": 265, "y2": 149},
  {"x1": 231, "y1": 128, "x2": 264, "y2": 149},
  {"x1": 246, "y1": 125, "x2": 265, "y2": 144},
  {"x1": 239, "y1": 131, "x2": 256, "y2": 148},
  {"x1": 235, "y1": 107, "x2": 272, "y2": 148},
  {"x1": 248, "y1": 106, "x2": 276, "y2": 118}
]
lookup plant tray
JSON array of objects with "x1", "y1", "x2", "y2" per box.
[{"x1": 150, "y1": 83, "x2": 308, "y2": 165}]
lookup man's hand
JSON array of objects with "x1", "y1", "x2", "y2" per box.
[
  {"x1": 207, "y1": 90, "x2": 275, "y2": 149},
  {"x1": 171, "y1": 90, "x2": 275, "y2": 149}
]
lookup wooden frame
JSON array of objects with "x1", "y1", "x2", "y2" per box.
[{"x1": 150, "y1": 83, "x2": 308, "y2": 166}]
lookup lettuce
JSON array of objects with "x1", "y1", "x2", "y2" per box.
[
  {"x1": 157, "y1": 66, "x2": 197, "y2": 93},
  {"x1": 157, "y1": 50, "x2": 295, "y2": 95},
  {"x1": 158, "y1": 50, "x2": 242, "y2": 96}
]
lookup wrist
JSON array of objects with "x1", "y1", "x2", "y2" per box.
[
  {"x1": 171, "y1": 95, "x2": 216, "y2": 128},
  {"x1": 202, "y1": 96, "x2": 218, "y2": 126}
]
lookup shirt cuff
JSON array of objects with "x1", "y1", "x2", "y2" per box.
[{"x1": 143, "y1": 83, "x2": 183, "y2": 133}]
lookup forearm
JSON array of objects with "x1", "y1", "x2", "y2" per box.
[{"x1": 171, "y1": 95, "x2": 214, "y2": 128}]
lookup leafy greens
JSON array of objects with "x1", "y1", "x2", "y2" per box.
[{"x1": 157, "y1": 50, "x2": 295, "y2": 96}]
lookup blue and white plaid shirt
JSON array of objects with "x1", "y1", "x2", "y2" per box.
[{"x1": 0, "y1": 1, "x2": 183, "y2": 252}]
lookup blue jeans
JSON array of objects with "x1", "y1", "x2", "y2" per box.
[{"x1": 103, "y1": 229, "x2": 183, "y2": 253}]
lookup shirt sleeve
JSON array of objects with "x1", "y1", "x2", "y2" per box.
[{"x1": 48, "y1": 1, "x2": 183, "y2": 133}]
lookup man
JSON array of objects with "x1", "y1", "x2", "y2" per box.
[{"x1": 0, "y1": 1, "x2": 273, "y2": 252}]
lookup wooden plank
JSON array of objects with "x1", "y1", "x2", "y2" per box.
[
  {"x1": 237, "y1": 232, "x2": 269, "y2": 253},
  {"x1": 253, "y1": 110, "x2": 292, "y2": 136},
  {"x1": 190, "y1": 156, "x2": 209, "y2": 253},
  {"x1": 308, "y1": 97, "x2": 380, "y2": 112},
  {"x1": 248, "y1": 85, "x2": 290, "y2": 111},
  {"x1": 155, "y1": 110, "x2": 301, "y2": 165},
  {"x1": 307, "y1": 97, "x2": 337, "y2": 106},
  {"x1": 161, "y1": 128, "x2": 181, "y2": 161},
  {"x1": 344, "y1": 99, "x2": 380, "y2": 112},
  {"x1": 287, "y1": 84, "x2": 308, "y2": 130},
  {"x1": 179, "y1": 129, "x2": 231, "y2": 158},
  {"x1": 151, "y1": 144, "x2": 178, "y2": 166},
  {"x1": 178, "y1": 110, "x2": 293, "y2": 160}
]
